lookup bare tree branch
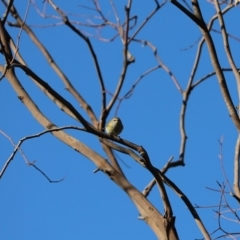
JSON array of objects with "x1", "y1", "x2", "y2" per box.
[
  {"x1": 171, "y1": 0, "x2": 240, "y2": 131},
  {"x1": 47, "y1": 0, "x2": 106, "y2": 128},
  {"x1": 5, "y1": 2, "x2": 98, "y2": 126}
]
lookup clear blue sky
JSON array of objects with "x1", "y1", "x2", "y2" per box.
[{"x1": 1, "y1": 1, "x2": 240, "y2": 239}]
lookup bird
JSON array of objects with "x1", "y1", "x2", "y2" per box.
[{"x1": 105, "y1": 117, "x2": 123, "y2": 136}]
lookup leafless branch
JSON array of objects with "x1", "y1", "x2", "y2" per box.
[
  {"x1": 171, "y1": 0, "x2": 240, "y2": 131},
  {"x1": 5, "y1": 3, "x2": 98, "y2": 127},
  {"x1": 1, "y1": 0, "x2": 13, "y2": 24},
  {"x1": 213, "y1": 0, "x2": 240, "y2": 95},
  {"x1": 129, "y1": 0, "x2": 165, "y2": 43},
  {"x1": 234, "y1": 136, "x2": 240, "y2": 199},
  {"x1": 47, "y1": 0, "x2": 106, "y2": 128}
]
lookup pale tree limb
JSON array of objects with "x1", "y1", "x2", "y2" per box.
[
  {"x1": 213, "y1": 0, "x2": 240, "y2": 97},
  {"x1": 2, "y1": 66, "x2": 178, "y2": 239},
  {"x1": 0, "y1": 20, "x2": 179, "y2": 238},
  {"x1": 142, "y1": 157, "x2": 174, "y2": 198},
  {"x1": 45, "y1": 0, "x2": 125, "y2": 175},
  {"x1": 186, "y1": 3, "x2": 233, "y2": 88},
  {"x1": 3, "y1": 1, "x2": 98, "y2": 127},
  {"x1": 0, "y1": 1, "x2": 222, "y2": 238},
  {"x1": 234, "y1": 136, "x2": 240, "y2": 199},
  {"x1": 10, "y1": 62, "x2": 94, "y2": 130},
  {"x1": 101, "y1": 139, "x2": 178, "y2": 239},
  {"x1": 213, "y1": 0, "x2": 240, "y2": 198},
  {"x1": 7, "y1": 0, "x2": 124, "y2": 176},
  {"x1": 173, "y1": 0, "x2": 234, "y2": 169},
  {"x1": 1, "y1": 10, "x2": 180, "y2": 237},
  {"x1": 115, "y1": 0, "x2": 238, "y2": 185},
  {"x1": 191, "y1": 0, "x2": 240, "y2": 130},
  {"x1": 101, "y1": 143, "x2": 125, "y2": 177},
  {"x1": 100, "y1": 138, "x2": 145, "y2": 166},
  {"x1": 101, "y1": 137, "x2": 210, "y2": 239},
  {"x1": 47, "y1": 0, "x2": 106, "y2": 127},
  {"x1": 104, "y1": 1, "x2": 132, "y2": 118},
  {"x1": 0, "y1": 8, "x2": 97, "y2": 128}
]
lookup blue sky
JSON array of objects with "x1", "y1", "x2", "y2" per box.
[{"x1": 0, "y1": 0, "x2": 240, "y2": 239}]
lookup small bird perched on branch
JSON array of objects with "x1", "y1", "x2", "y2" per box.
[{"x1": 105, "y1": 117, "x2": 123, "y2": 136}]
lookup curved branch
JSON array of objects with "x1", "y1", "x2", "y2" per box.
[
  {"x1": 192, "y1": 1, "x2": 240, "y2": 130},
  {"x1": 47, "y1": 0, "x2": 106, "y2": 127},
  {"x1": 10, "y1": 63, "x2": 94, "y2": 130},
  {"x1": 101, "y1": 138, "x2": 145, "y2": 166},
  {"x1": 171, "y1": 0, "x2": 240, "y2": 131},
  {"x1": 134, "y1": 39, "x2": 182, "y2": 93},
  {"x1": 192, "y1": 68, "x2": 236, "y2": 89},
  {"x1": 104, "y1": 1, "x2": 132, "y2": 117},
  {"x1": 1, "y1": 65, "x2": 175, "y2": 238},
  {"x1": 158, "y1": 170, "x2": 211, "y2": 240},
  {"x1": 6, "y1": 3, "x2": 98, "y2": 127}
]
